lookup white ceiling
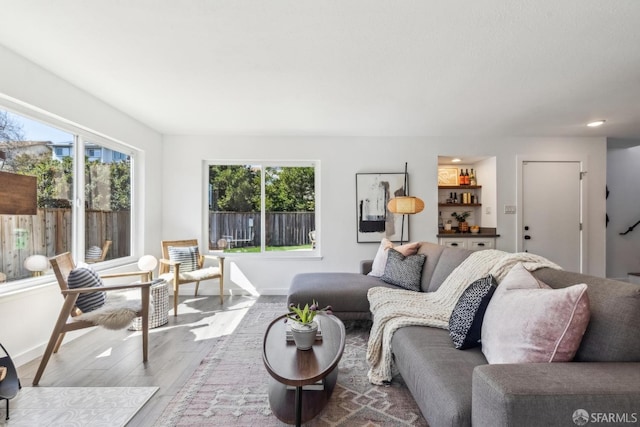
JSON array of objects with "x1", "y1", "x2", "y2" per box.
[{"x1": 1, "y1": 0, "x2": 640, "y2": 138}]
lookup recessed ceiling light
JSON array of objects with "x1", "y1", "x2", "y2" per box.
[
  {"x1": 587, "y1": 120, "x2": 606, "y2": 127},
  {"x1": 451, "y1": 158, "x2": 462, "y2": 163}
]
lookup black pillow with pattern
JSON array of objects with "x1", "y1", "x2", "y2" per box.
[
  {"x1": 380, "y1": 249, "x2": 426, "y2": 292},
  {"x1": 449, "y1": 274, "x2": 497, "y2": 349}
]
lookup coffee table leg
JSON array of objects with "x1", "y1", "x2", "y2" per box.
[{"x1": 295, "y1": 386, "x2": 302, "y2": 427}]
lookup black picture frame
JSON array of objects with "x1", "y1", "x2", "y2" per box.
[{"x1": 356, "y1": 172, "x2": 408, "y2": 243}]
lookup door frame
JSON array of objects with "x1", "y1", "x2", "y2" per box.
[{"x1": 516, "y1": 154, "x2": 588, "y2": 273}]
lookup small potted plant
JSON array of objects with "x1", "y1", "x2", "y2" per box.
[
  {"x1": 286, "y1": 300, "x2": 332, "y2": 350},
  {"x1": 451, "y1": 211, "x2": 471, "y2": 233}
]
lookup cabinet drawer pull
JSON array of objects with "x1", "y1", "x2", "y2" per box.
[
  {"x1": 477, "y1": 243, "x2": 485, "y2": 246},
  {"x1": 451, "y1": 243, "x2": 458, "y2": 246}
]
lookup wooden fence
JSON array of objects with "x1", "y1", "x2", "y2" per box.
[
  {"x1": 209, "y1": 212, "x2": 315, "y2": 249},
  {"x1": 0, "y1": 209, "x2": 130, "y2": 281},
  {"x1": 1, "y1": 210, "x2": 314, "y2": 281}
]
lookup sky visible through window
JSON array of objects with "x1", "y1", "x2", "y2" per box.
[{"x1": 6, "y1": 110, "x2": 71, "y2": 142}]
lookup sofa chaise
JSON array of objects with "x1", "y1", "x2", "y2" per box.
[{"x1": 287, "y1": 242, "x2": 640, "y2": 427}]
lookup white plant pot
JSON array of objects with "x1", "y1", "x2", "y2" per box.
[{"x1": 290, "y1": 320, "x2": 319, "y2": 351}]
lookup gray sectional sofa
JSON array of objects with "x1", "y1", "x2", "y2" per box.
[{"x1": 287, "y1": 242, "x2": 640, "y2": 427}]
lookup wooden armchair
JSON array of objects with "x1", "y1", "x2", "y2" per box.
[
  {"x1": 159, "y1": 239, "x2": 225, "y2": 316},
  {"x1": 32, "y1": 252, "x2": 152, "y2": 386}
]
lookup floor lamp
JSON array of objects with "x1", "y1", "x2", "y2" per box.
[{"x1": 387, "y1": 163, "x2": 424, "y2": 245}]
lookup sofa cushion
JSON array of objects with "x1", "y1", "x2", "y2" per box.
[
  {"x1": 425, "y1": 245, "x2": 474, "y2": 292},
  {"x1": 67, "y1": 266, "x2": 106, "y2": 313},
  {"x1": 380, "y1": 249, "x2": 426, "y2": 292},
  {"x1": 392, "y1": 325, "x2": 487, "y2": 427},
  {"x1": 481, "y1": 263, "x2": 590, "y2": 364},
  {"x1": 288, "y1": 272, "x2": 398, "y2": 320},
  {"x1": 449, "y1": 274, "x2": 497, "y2": 349},
  {"x1": 533, "y1": 268, "x2": 640, "y2": 362},
  {"x1": 368, "y1": 239, "x2": 421, "y2": 277}
]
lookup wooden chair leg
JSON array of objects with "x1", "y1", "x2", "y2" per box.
[
  {"x1": 219, "y1": 277, "x2": 224, "y2": 304},
  {"x1": 173, "y1": 283, "x2": 179, "y2": 317},
  {"x1": 33, "y1": 294, "x2": 78, "y2": 385},
  {"x1": 194, "y1": 281, "x2": 200, "y2": 297},
  {"x1": 53, "y1": 332, "x2": 66, "y2": 353}
]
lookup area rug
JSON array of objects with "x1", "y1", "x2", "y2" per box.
[
  {"x1": 0, "y1": 386, "x2": 158, "y2": 426},
  {"x1": 156, "y1": 302, "x2": 428, "y2": 426}
]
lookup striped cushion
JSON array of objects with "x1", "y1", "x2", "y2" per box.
[
  {"x1": 168, "y1": 246, "x2": 199, "y2": 273},
  {"x1": 67, "y1": 266, "x2": 106, "y2": 312},
  {"x1": 86, "y1": 245, "x2": 103, "y2": 260}
]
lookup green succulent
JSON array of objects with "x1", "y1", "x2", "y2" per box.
[{"x1": 287, "y1": 300, "x2": 332, "y2": 324}]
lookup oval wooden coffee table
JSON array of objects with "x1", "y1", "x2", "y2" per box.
[{"x1": 263, "y1": 314, "x2": 346, "y2": 426}]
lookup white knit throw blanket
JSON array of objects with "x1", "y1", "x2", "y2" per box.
[{"x1": 366, "y1": 249, "x2": 562, "y2": 385}]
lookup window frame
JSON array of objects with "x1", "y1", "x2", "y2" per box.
[
  {"x1": 203, "y1": 159, "x2": 320, "y2": 258},
  {"x1": 0, "y1": 99, "x2": 141, "y2": 295}
]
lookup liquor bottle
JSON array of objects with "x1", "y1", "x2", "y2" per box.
[
  {"x1": 453, "y1": 192, "x2": 458, "y2": 203},
  {"x1": 465, "y1": 169, "x2": 470, "y2": 185},
  {"x1": 469, "y1": 168, "x2": 477, "y2": 186},
  {"x1": 459, "y1": 169, "x2": 464, "y2": 186}
]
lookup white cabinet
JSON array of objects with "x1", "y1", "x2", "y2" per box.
[{"x1": 438, "y1": 236, "x2": 495, "y2": 251}]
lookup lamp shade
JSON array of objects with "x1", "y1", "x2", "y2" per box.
[
  {"x1": 387, "y1": 196, "x2": 425, "y2": 214},
  {"x1": 24, "y1": 254, "x2": 49, "y2": 272},
  {"x1": 138, "y1": 254, "x2": 158, "y2": 271}
]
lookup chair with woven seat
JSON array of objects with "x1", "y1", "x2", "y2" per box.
[
  {"x1": 33, "y1": 252, "x2": 152, "y2": 386},
  {"x1": 0, "y1": 342, "x2": 21, "y2": 420},
  {"x1": 159, "y1": 239, "x2": 225, "y2": 316}
]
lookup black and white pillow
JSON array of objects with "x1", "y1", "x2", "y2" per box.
[
  {"x1": 380, "y1": 249, "x2": 426, "y2": 292},
  {"x1": 449, "y1": 274, "x2": 497, "y2": 349},
  {"x1": 168, "y1": 245, "x2": 199, "y2": 273},
  {"x1": 86, "y1": 246, "x2": 103, "y2": 260},
  {"x1": 67, "y1": 266, "x2": 106, "y2": 313}
]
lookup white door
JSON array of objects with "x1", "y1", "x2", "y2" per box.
[{"x1": 521, "y1": 161, "x2": 583, "y2": 272}]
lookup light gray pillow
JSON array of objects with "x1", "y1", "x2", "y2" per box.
[{"x1": 380, "y1": 249, "x2": 426, "y2": 292}]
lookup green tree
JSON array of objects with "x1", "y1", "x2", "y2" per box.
[
  {"x1": 209, "y1": 165, "x2": 260, "y2": 212},
  {"x1": 265, "y1": 167, "x2": 315, "y2": 211}
]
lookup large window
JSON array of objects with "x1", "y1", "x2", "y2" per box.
[
  {"x1": 0, "y1": 107, "x2": 134, "y2": 286},
  {"x1": 208, "y1": 162, "x2": 317, "y2": 254}
]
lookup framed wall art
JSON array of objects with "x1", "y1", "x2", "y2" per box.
[
  {"x1": 356, "y1": 172, "x2": 408, "y2": 243},
  {"x1": 438, "y1": 167, "x2": 459, "y2": 186}
]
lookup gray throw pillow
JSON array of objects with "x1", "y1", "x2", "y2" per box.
[
  {"x1": 67, "y1": 266, "x2": 106, "y2": 313},
  {"x1": 168, "y1": 245, "x2": 199, "y2": 273},
  {"x1": 449, "y1": 274, "x2": 497, "y2": 349},
  {"x1": 380, "y1": 249, "x2": 426, "y2": 292}
]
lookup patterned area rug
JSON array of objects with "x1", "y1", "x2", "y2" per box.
[
  {"x1": 0, "y1": 386, "x2": 158, "y2": 426},
  {"x1": 156, "y1": 302, "x2": 428, "y2": 426}
]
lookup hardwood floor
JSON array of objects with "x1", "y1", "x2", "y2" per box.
[{"x1": 16, "y1": 294, "x2": 286, "y2": 426}]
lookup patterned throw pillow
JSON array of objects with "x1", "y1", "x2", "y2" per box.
[
  {"x1": 67, "y1": 266, "x2": 106, "y2": 313},
  {"x1": 168, "y1": 245, "x2": 200, "y2": 273},
  {"x1": 449, "y1": 274, "x2": 498, "y2": 349},
  {"x1": 380, "y1": 249, "x2": 426, "y2": 292},
  {"x1": 368, "y1": 239, "x2": 421, "y2": 277}
]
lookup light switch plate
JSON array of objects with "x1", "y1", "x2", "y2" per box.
[{"x1": 504, "y1": 205, "x2": 517, "y2": 214}]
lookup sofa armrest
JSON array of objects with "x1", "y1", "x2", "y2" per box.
[
  {"x1": 360, "y1": 260, "x2": 373, "y2": 275},
  {"x1": 472, "y1": 363, "x2": 640, "y2": 427}
]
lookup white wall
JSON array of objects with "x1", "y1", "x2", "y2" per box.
[
  {"x1": 163, "y1": 135, "x2": 608, "y2": 296},
  {"x1": 606, "y1": 139, "x2": 640, "y2": 279},
  {"x1": 0, "y1": 45, "x2": 163, "y2": 365}
]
